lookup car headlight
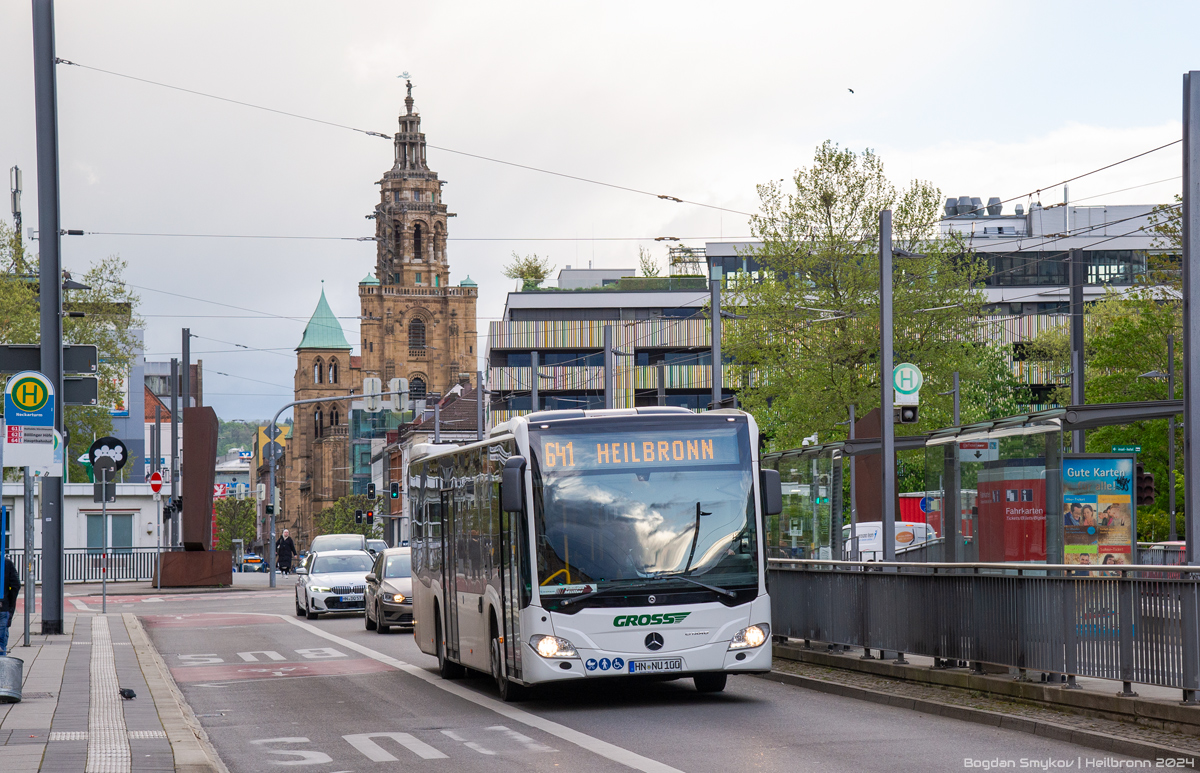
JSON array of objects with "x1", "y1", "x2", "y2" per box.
[
  {"x1": 728, "y1": 623, "x2": 770, "y2": 650},
  {"x1": 310, "y1": 586, "x2": 332, "y2": 593},
  {"x1": 385, "y1": 593, "x2": 406, "y2": 603},
  {"x1": 528, "y1": 634, "x2": 577, "y2": 659}
]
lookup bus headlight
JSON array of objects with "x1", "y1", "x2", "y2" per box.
[
  {"x1": 728, "y1": 623, "x2": 770, "y2": 650},
  {"x1": 529, "y1": 634, "x2": 577, "y2": 659}
]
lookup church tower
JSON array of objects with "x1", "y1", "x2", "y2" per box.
[{"x1": 359, "y1": 81, "x2": 478, "y2": 402}]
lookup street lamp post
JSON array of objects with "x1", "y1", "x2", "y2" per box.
[{"x1": 265, "y1": 387, "x2": 408, "y2": 588}]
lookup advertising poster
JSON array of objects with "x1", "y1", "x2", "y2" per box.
[
  {"x1": 974, "y1": 459, "x2": 1047, "y2": 562},
  {"x1": 1062, "y1": 455, "x2": 1135, "y2": 569}
]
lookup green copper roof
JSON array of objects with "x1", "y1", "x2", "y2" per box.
[
  {"x1": 359, "y1": 272, "x2": 380, "y2": 286},
  {"x1": 297, "y1": 287, "x2": 352, "y2": 350},
  {"x1": 459, "y1": 275, "x2": 477, "y2": 287}
]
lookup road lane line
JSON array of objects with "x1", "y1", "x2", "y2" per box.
[
  {"x1": 276, "y1": 615, "x2": 685, "y2": 773},
  {"x1": 344, "y1": 732, "x2": 448, "y2": 761}
]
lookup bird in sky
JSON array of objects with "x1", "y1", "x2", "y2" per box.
[{"x1": 848, "y1": 88, "x2": 855, "y2": 94}]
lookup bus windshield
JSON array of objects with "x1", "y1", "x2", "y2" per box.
[{"x1": 530, "y1": 421, "x2": 757, "y2": 603}]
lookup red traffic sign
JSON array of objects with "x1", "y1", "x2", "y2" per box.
[{"x1": 149, "y1": 471, "x2": 163, "y2": 493}]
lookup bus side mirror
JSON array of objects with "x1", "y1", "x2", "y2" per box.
[
  {"x1": 502, "y1": 457, "x2": 527, "y2": 513},
  {"x1": 761, "y1": 469, "x2": 783, "y2": 516}
]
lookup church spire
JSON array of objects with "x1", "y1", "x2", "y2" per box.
[{"x1": 393, "y1": 80, "x2": 426, "y2": 172}]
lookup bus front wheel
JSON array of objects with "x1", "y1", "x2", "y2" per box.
[
  {"x1": 491, "y1": 632, "x2": 527, "y2": 702},
  {"x1": 693, "y1": 672, "x2": 727, "y2": 693}
]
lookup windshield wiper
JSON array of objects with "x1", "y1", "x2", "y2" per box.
[
  {"x1": 557, "y1": 579, "x2": 649, "y2": 607},
  {"x1": 647, "y1": 571, "x2": 737, "y2": 599}
]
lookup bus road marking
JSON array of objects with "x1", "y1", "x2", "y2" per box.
[{"x1": 276, "y1": 613, "x2": 685, "y2": 773}]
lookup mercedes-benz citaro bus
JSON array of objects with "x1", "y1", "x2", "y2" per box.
[{"x1": 409, "y1": 406, "x2": 783, "y2": 701}]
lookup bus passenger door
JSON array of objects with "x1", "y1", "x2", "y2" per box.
[
  {"x1": 440, "y1": 490, "x2": 461, "y2": 661},
  {"x1": 499, "y1": 509, "x2": 524, "y2": 681}
]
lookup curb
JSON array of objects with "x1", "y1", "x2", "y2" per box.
[
  {"x1": 757, "y1": 669, "x2": 1200, "y2": 764},
  {"x1": 124, "y1": 613, "x2": 229, "y2": 773}
]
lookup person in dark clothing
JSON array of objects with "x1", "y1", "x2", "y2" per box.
[
  {"x1": 276, "y1": 530, "x2": 297, "y2": 575},
  {"x1": 1, "y1": 557, "x2": 22, "y2": 657}
]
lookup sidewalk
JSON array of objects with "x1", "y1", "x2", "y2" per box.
[
  {"x1": 0, "y1": 608, "x2": 223, "y2": 773},
  {"x1": 770, "y1": 641, "x2": 1200, "y2": 762}
]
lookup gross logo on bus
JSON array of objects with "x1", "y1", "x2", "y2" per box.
[
  {"x1": 613, "y1": 612, "x2": 691, "y2": 627},
  {"x1": 10, "y1": 375, "x2": 49, "y2": 412}
]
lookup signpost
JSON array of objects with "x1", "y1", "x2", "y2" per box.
[
  {"x1": 150, "y1": 471, "x2": 163, "y2": 589},
  {"x1": 1112, "y1": 444, "x2": 1142, "y2": 454},
  {"x1": 893, "y1": 363, "x2": 923, "y2": 406},
  {"x1": 88, "y1": 436, "x2": 128, "y2": 613},
  {"x1": 3, "y1": 370, "x2": 53, "y2": 646}
]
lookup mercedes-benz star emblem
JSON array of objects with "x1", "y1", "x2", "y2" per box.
[
  {"x1": 644, "y1": 632, "x2": 664, "y2": 651},
  {"x1": 648, "y1": 595, "x2": 656, "y2": 604}
]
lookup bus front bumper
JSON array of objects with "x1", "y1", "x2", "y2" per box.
[{"x1": 522, "y1": 638, "x2": 772, "y2": 683}]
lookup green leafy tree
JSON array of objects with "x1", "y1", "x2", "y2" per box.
[
  {"x1": 314, "y1": 494, "x2": 384, "y2": 539},
  {"x1": 638, "y1": 246, "x2": 661, "y2": 277},
  {"x1": 1024, "y1": 287, "x2": 1181, "y2": 517},
  {"x1": 724, "y1": 141, "x2": 991, "y2": 451},
  {"x1": 0, "y1": 220, "x2": 143, "y2": 481},
  {"x1": 217, "y1": 419, "x2": 263, "y2": 456},
  {"x1": 214, "y1": 498, "x2": 257, "y2": 551},
  {"x1": 502, "y1": 252, "x2": 555, "y2": 290}
]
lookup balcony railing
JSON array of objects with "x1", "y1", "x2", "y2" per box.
[{"x1": 409, "y1": 347, "x2": 427, "y2": 359}]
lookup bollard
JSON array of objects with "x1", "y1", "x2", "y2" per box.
[{"x1": 0, "y1": 656, "x2": 24, "y2": 703}]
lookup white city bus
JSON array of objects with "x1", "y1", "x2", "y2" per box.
[{"x1": 409, "y1": 406, "x2": 782, "y2": 701}]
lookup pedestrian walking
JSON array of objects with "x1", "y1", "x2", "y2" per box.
[
  {"x1": 276, "y1": 530, "x2": 297, "y2": 576},
  {"x1": 0, "y1": 556, "x2": 21, "y2": 657}
]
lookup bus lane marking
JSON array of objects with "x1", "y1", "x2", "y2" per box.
[
  {"x1": 275, "y1": 614, "x2": 685, "y2": 773},
  {"x1": 343, "y1": 732, "x2": 448, "y2": 761}
]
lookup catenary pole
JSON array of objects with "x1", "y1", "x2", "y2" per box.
[
  {"x1": 170, "y1": 358, "x2": 180, "y2": 547},
  {"x1": 1070, "y1": 248, "x2": 1085, "y2": 452},
  {"x1": 154, "y1": 405, "x2": 162, "y2": 589},
  {"x1": 32, "y1": 0, "x2": 65, "y2": 635},
  {"x1": 1181, "y1": 70, "x2": 1200, "y2": 703},
  {"x1": 1169, "y1": 333, "x2": 1177, "y2": 542},
  {"x1": 848, "y1": 404, "x2": 857, "y2": 561},
  {"x1": 710, "y1": 263, "x2": 723, "y2": 409},
  {"x1": 530, "y1": 351, "x2": 538, "y2": 413},
  {"x1": 267, "y1": 390, "x2": 403, "y2": 589},
  {"x1": 603, "y1": 326, "x2": 614, "y2": 409},
  {"x1": 879, "y1": 210, "x2": 896, "y2": 562}
]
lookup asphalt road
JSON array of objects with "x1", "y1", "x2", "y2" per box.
[{"x1": 116, "y1": 581, "x2": 1136, "y2": 773}]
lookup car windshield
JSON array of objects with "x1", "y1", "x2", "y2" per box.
[
  {"x1": 311, "y1": 554, "x2": 373, "y2": 574},
  {"x1": 530, "y1": 421, "x2": 757, "y2": 604},
  {"x1": 384, "y1": 554, "x2": 412, "y2": 579},
  {"x1": 312, "y1": 535, "x2": 364, "y2": 551},
  {"x1": 368, "y1": 540, "x2": 388, "y2": 552}
]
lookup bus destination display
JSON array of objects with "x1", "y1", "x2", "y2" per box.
[{"x1": 539, "y1": 427, "x2": 741, "y2": 471}]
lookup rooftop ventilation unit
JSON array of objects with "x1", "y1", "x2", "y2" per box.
[
  {"x1": 1014, "y1": 204, "x2": 1025, "y2": 216},
  {"x1": 956, "y1": 196, "x2": 972, "y2": 215},
  {"x1": 987, "y1": 197, "x2": 1002, "y2": 216},
  {"x1": 945, "y1": 198, "x2": 958, "y2": 217},
  {"x1": 970, "y1": 197, "x2": 983, "y2": 216}
]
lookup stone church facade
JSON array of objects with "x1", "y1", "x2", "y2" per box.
[{"x1": 281, "y1": 83, "x2": 478, "y2": 549}]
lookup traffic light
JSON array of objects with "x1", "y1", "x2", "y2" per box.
[
  {"x1": 895, "y1": 405, "x2": 919, "y2": 424},
  {"x1": 366, "y1": 510, "x2": 374, "y2": 526},
  {"x1": 355, "y1": 509, "x2": 364, "y2": 525},
  {"x1": 1136, "y1": 463, "x2": 1157, "y2": 506},
  {"x1": 367, "y1": 483, "x2": 376, "y2": 499},
  {"x1": 265, "y1": 504, "x2": 274, "y2": 516},
  {"x1": 390, "y1": 482, "x2": 400, "y2": 498}
]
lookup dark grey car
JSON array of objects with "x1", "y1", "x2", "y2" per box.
[{"x1": 364, "y1": 548, "x2": 413, "y2": 633}]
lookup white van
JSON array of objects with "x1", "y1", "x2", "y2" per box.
[{"x1": 841, "y1": 521, "x2": 937, "y2": 561}]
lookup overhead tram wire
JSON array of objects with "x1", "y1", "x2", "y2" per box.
[
  {"x1": 76, "y1": 230, "x2": 752, "y2": 242},
  {"x1": 55, "y1": 58, "x2": 754, "y2": 218}
]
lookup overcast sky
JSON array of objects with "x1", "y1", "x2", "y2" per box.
[{"x1": 1, "y1": 0, "x2": 1195, "y2": 421}]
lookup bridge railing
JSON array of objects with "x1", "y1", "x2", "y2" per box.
[
  {"x1": 4, "y1": 547, "x2": 180, "y2": 584},
  {"x1": 769, "y1": 558, "x2": 1200, "y2": 698}
]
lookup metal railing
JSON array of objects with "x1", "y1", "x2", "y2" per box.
[
  {"x1": 769, "y1": 558, "x2": 1200, "y2": 696},
  {"x1": 5, "y1": 547, "x2": 178, "y2": 584}
]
